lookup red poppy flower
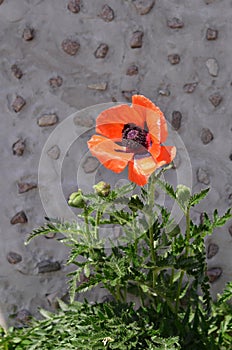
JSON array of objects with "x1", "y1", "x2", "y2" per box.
[{"x1": 88, "y1": 95, "x2": 176, "y2": 186}]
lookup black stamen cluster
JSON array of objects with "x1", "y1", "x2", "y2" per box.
[{"x1": 122, "y1": 123, "x2": 149, "y2": 153}]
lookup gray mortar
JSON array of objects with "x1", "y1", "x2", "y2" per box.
[{"x1": 0, "y1": 0, "x2": 232, "y2": 327}]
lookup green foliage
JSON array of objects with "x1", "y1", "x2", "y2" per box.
[
  {"x1": 0, "y1": 302, "x2": 180, "y2": 350},
  {"x1": 3, "y1": 176, "x2": 232, "y2": 349}
]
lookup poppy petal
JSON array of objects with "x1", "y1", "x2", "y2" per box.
[
  {"x1": 146, "y1": 109, "x2": 162, "y2": 144},
  {"x1": 148, "y1": 141, "x2": 161, "y2": 159},
  {"x1": 88, "y1": 135, "x2": 133, "y2": 173},
  {"x1": 128, "y1": 155, "x2": 158, "y2": 186},
  {"x1": 132, "y1": 95, "x2": 168, "y2": 143},
  {"x1": 156, "y1": 145, "x2": 176, "y2": 166},
  {"x1": 96, "y1": 104, "x2": 145, "y2": 140}
]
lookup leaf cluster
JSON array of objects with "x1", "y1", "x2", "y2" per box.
[{"x1": 8, "y1": 179, "x2": 232, "y2": 349}]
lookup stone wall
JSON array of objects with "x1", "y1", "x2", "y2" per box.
[{"x1": 0, "y1": 0, "x2": 232, "y2": 327}]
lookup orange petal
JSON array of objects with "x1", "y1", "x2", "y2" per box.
[
  {"x1": 128, "y1": 155, "x2": 158, "y2": 186},
  {"x1": 148, "y1": 141, "x2": 161, "y2": 159},
  {"x1": 88, "y1": 135, "x2": 133, "y2": 173},
  {"x1": 146, "y1": 109, "x2": 162, "y2": 145},
  {"x1": 96, "y1": 104, "x2": 145, "y2": 140},
  {"x1": 132, "y1": 95, "x2": 168, "y2": 143},
  {"x1": 156, "y1": 146, "x2": 176, "y2": 166}
]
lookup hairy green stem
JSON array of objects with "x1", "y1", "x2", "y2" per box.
[
  {"x1": 175, "y1": 207, "x2": 191, "y2": 313},
  {"x1": 83, "y1": 206, "x2": 90, "y2": 240},
  {"x1": 94, "y1": 208, "x2": 102, "y2": 241},
  {"x1": 185, "y1": 207, "x2": 191, "y2": 257},
  {"x1": 148, "y1": 175, "x2": 157, "y2": 290}
]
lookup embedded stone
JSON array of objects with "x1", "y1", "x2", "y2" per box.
[
  {"x1": 229, "y1": 153, "x2": 232, "y2": 161},
  {"x1": 228, "y1": 225, "x2": 232, "y2": 236},
  {"x1": 17, "y1": 182, "x2": 37, "y2": 193},
  {"x1": 132, "y1": 0, "x2": 155, "y2": 15},
  {"x1": 199, "y1": 212, "x2": 205, "y2": 225},
  {"x1": 22, "y1": 27, "x2": 34, "y2": 41},
  {"x1": 130, "y1": 31, "x2": 144, "y2": 48},
  {"x1": 44, "y1": 232, "x2": 56, "y2": 239},
  {"x1": 10, "y1": 211, "x2": 28, "y2": 224},
  {"x1": 206, "y1": 28, "x2": 218, "y2": 40},
  {"x1": 206, "y1": 58, "x2": 219, "y2": 77},
  {"x1": 207, "y1": 243, "x2": 219, "y2": 259},
  {"x1": 0, "y1": 0, "x2": 4, "y2": 4},
  {"x1": 228, "y1": 193, "x2": 232, "y2": 206},
  {"x1": 168, "y1": 54, "x2": 180, "y2": 65},
  {"x1": 11, "y1": 64, "x2": 23, "y2": 79},
  {"x1": 12, "y1": 139, "x2": 25, "y2": 156},
  {"x1": 83, "y1": 157, "x2": 99, "y2": 173},
  {"x1": 126, "y1": 64, "x2": 139, "y2": 76},
  {"x1": 200, "y1": 128, "x2": 214, "y2": 144},
  {"x1": 94, "y1": 43, "x2": 109, "y2": 58},
  {"x1": 7, "y1": 252, "x2": 22, "y2": 264},
  {"x1": 46, "y1": 291, "x2": 60, "y2": 309},
  {"x1": 12, "y1": 96, "x2": 26, "y2": 113},
  {"x1": 37, "y1": 260, "x2": 61, "y2": 273},
  {"x1": 15, "y1": 309, "x2": 31, "y2": 324},
  {"x1": 48, "y1": 76, "x2": 63, "y2": 88},
  {"x1": 122, "y1": 90, "x2": 138, "y2": 101},
  {"x1": 209, "y1": 93, "x2": 222, "y2": 107},
  {"x1": 87, "y1": 82, "x2": 107, "y2": 91},
  {"x1": 73, "y1": 114, "x2": 94, "y2": 128},
  {"x1": 61, "y1": 39, "x2": 80, "y2": 56},
  {"x1": 206, "y1": 267, "x2": 222, "y2": 283},
  {"x1": 113, "y1": 225, "x2": 122, "y2": 239},
  {"x1": 183, "y1": 82, "x2": 198, "y2": 93},
  {"x1": 100, "y1": 4, "x2": 114, "y2": 22},
  {"x1": 37, "y1": 113, "x2": 58, "y2": 127},
  {"x1": 102, "y1": 294, "x2": 115, "y2": 303},
  {"x1": 158, "y1": 87, "x2": 170, "y2": 96},
  {"x1": 171, "y1": 111, "x2": 182, "y2": 130},
  {"x1": 196, "y1": 168, "x2": 210, "y2": 185},
  {"x1": 167, "y1": 17, "x2": 184, "y2": 29},
  {"x1": 67, "y1": 0, "x2": 81, "y2": 13},
  {"x1": 47, "y1": 145, "x2": 60, "y2": 159}
]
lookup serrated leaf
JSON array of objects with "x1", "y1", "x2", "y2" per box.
[
  {"x1": 213, "y1": 208, "x2": 232, "y2": 228},
  {"x1": 39, "y1": 308, "x2": 54, "y2": 319},
  {"x1": 189, "y1": 188, "x2": 210, "y2": 207},
  {"x1": 84, "y1": 264, "x2": 91, "y2": 278},
  {"x1": 25, "y1": 223, "x2": 58, "y2": 245},
  {"x1": 156, "y1": 179, "x2": 176, "y2": 200},
  {"x1": 57, "y1": 299, "x2": 69, "y2": 311}
]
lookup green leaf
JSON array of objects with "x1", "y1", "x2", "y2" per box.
[
  {"x1": 39, "y1": 308, "x2": 54, "y2": 319},
  {"x1": 212, "y1": 208, "x2": 232, "y2": 228},
  {"x1": 217, "y1": 281, "x2": 232, "y2": 304},
  {"x1": 25, "y1": 223, "x2": 59, "y2": 245},
  {"x1": 155, "y1": 178, "x2": 176, "y2": 201},
  {"x1": 84, "y1": 264, "x2": 91, "y2": 278},
  {"x1": 189, "y1": 188, "x2": 210, "y2": 207},
  {"x1": 57, "y1": 299, "x2": 69, "y2": 311}
]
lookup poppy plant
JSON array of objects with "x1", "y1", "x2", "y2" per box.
[{"x1": 88, "y1": 95, "x2": 176, "y2": 186}]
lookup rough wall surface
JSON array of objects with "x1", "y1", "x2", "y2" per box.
[{"x1": 0, "y1": 0, "x2": 232, "y2": 327}]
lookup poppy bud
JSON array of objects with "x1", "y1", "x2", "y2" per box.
[
  {"x1": 93, "y1": 181, "x2": 111, "y2": 197},
  {"x1": 68, "y1": 190, "x2": 85, "y2": 208}
]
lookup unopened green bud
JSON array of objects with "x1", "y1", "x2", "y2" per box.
[
  {"x1": 68, "y1": 190, "x2": 85, "y2": 208},
  {"x1": 93, "y1": 181, "x2": 111, "y2": 197}
]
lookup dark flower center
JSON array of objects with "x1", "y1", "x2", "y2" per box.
[{"x1": 122, "y1": 123, "x2": 150, "y2": 153}]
